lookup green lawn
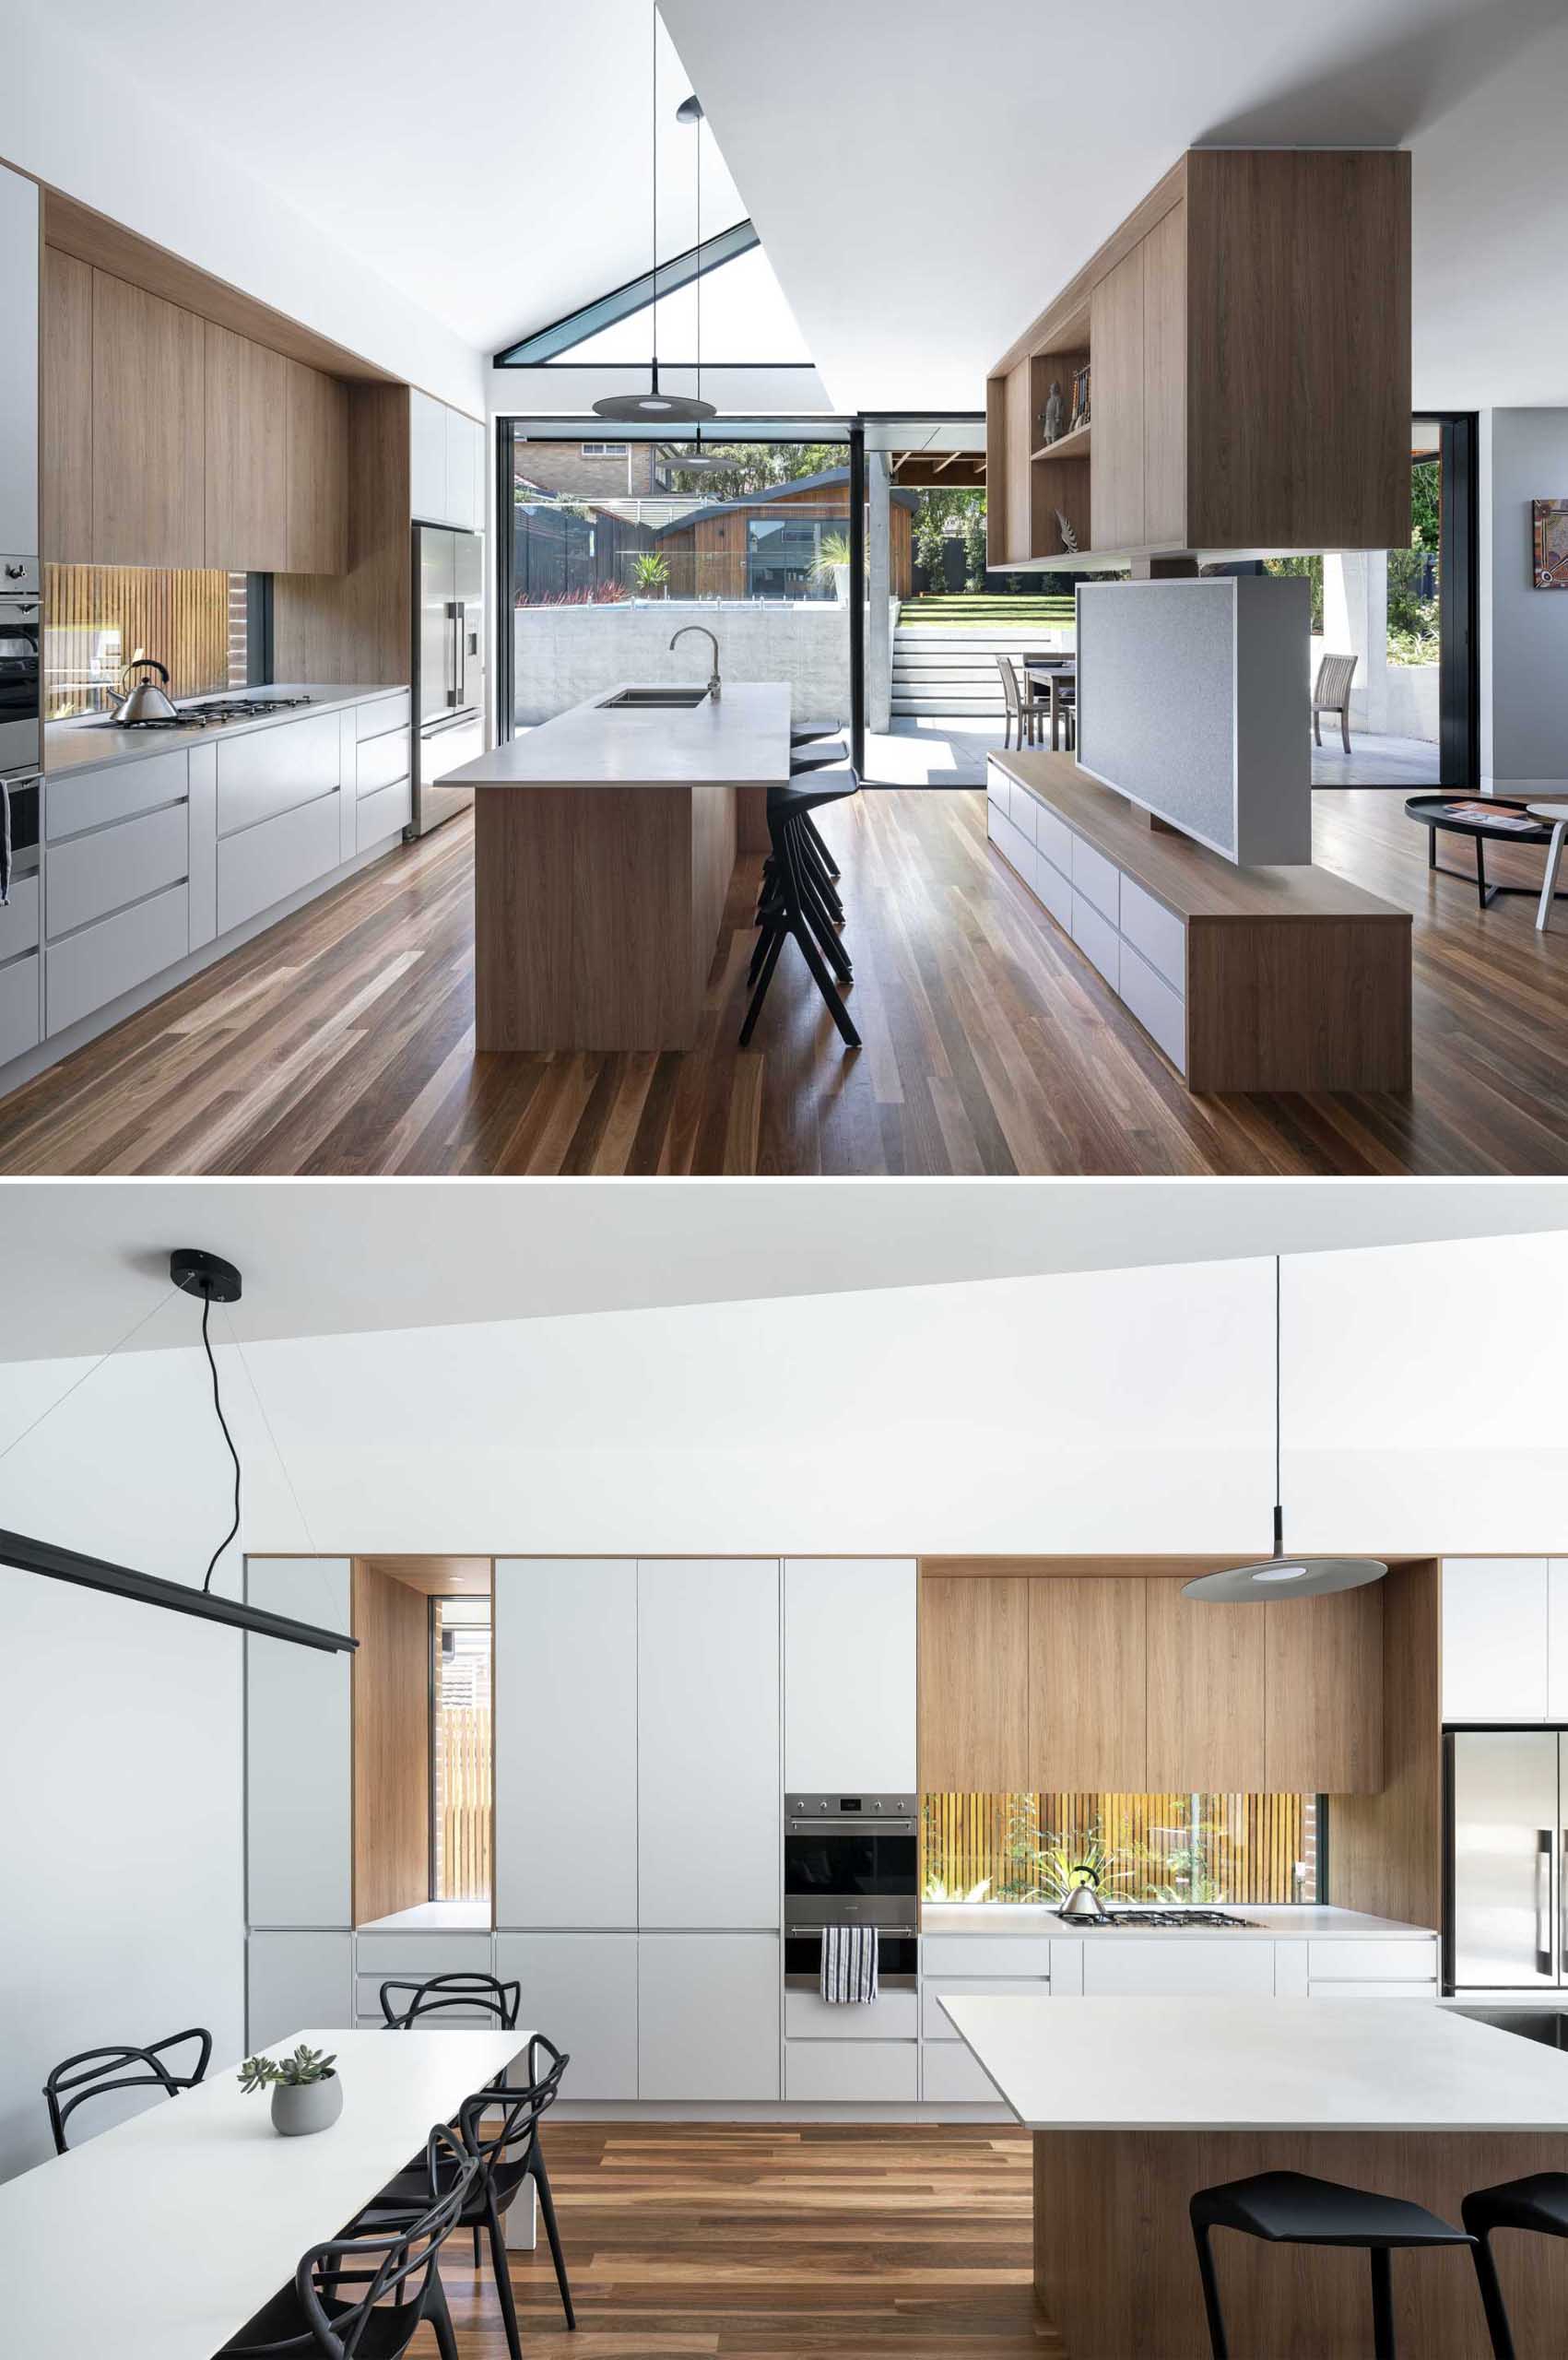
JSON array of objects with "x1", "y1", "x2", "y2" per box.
[{"x1": 899, "y1": 594, "x2": 1076, "y2": 628}]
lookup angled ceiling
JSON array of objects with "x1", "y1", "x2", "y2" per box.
[
  {"x1": 663, "y1": 0, "x2": 1568, "y2": 410},
  {"x1": 2, "y1": 1180, "x2": 1565, "y2": 1364}
]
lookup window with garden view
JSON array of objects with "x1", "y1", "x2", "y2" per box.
[
  {"x1": 430, "y1": 1598, "x2": 492, "y2": 1903},
  {"x1": 923, "y1": 1793, "x2": 1320, "y2": 1907}
]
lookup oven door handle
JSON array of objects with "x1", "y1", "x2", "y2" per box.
[
  {"x1": 788, "y1": 1818, "x2": 917, "y2": 1835},
  {"x1": 787, "y1": 1923, "x2": 919, "y2": 1938}
]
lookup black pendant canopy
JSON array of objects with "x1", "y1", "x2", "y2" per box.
[{"x1": 593, "y1": 14, "x2": 714, "y2": 425}]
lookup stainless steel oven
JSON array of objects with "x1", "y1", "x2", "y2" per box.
[
  {"x1": 784, "y1": 1792, "x2": 919, "y2": 1988},
  {"x1": 0, "y1": 558, "x2": 41, "y2": 773}
]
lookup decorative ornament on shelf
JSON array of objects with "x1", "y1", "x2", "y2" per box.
[
  {"x1": 1533, "y1": 498, "x2": 1568, "y2": 589},
  {"x1": 1041, "y1": 380, "x2": 1065, "y2": 445},
  {"x1": 1055, "y1": 510, "x2": 1079, "y2": 556},
  {"x1": 1068, "y1": 362, "x2": 1092, "y2": 436}
]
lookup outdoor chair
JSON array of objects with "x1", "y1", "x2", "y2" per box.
[{"x1": 1312, "y1": 653, "x2": 1359, "y2": 755}]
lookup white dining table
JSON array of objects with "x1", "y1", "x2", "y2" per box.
[{"x1": 0, "y1": 2027, "x2": 530, "y2": 2360}]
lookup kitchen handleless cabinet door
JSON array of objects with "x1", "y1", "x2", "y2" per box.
[
  {"x1": 0, "y1": 163, "x2": 38, "y2": 557},
  {"x1": 1029, "y1": 1577, "x2": 1147, "y2": 1789},
  {"x1": 247, "y1": 1930, "x2": 353, "y2": 2052},
  {"x1": 443, "y1": 407, "x2": 478, "y2": 532},
  {"x1": 409, "y1": 388, "x2": 448, "y2": 525},
  {"x1": 494, "y1": 1934, "x2": 638, "y2": 2099},
  {"x1": 204, "y1": 323, "x2": 289, "y2": 572},
  {"x1": 1441, "y1": 1560, "x2": 1550, "y2": 1724},
  {"x1": 494, "y1": 1560, "x2": 638, "y2": 1929},
  {"x1": 637, "y1": 1560, "x2": 780, "y2": 1929},
  {"x1": 919, "y1": 1576, "x2": 1030, "y2": 1791},
  {"x1": 1265, "y1": 1586, "x2": 1383, "y2": 1792},
  {"x1": 286, "y1": 360, "x2": 349, "y2": 574},
  {"x1": 91, "y1": 271, "x2": 205, "y2": 567},
  {"x1": 245, "y1": 1559, "x2": 352, "y2": 1927},
  {"x1": 784, "y1": 1559, "x2": 916, "y2": 1791},
  {"x1": 1144, "y1": 1577, "x2": 1266, "y2": 1791},
  {"x1": 638, "y1": 1933, "x2": 781, "y2": 2099}
]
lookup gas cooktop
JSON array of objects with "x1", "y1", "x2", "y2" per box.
[
  {"x1": 1070, "y1": 1908, "x2": 1263, "y2": 1929},
  {"x1": 84, "y1": 693, "x2": 315, "y2": 732}
]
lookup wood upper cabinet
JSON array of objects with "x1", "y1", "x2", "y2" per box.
[
  {"x1": 205, "y1": 323, "x2": 289, "y2": 572},
  {"x1": 1145, "y1": 1579, "x2": 1267, "y2": 1791},
  {"x1": 1140, "y1": 202, "x2": 1186, "y2": 547},
  {"x1": 286, "y1": 358, "x2": 349, "y2": 575},
  {"x1": 1028, "y1": 1577, "x2": 1147, "y2": 1790},
  {"x1": 91, "y1": 269, "x2": 206, "y2": 567},
  {"x1": 1090, "y1": 244, "x2": 1145, "y2": 552},
  {"x1": 1264, "y1": 1588, "x2": 1383, "y2": 1793},
  {"x1": 42, "y1": 247, "x2": 94, "y2": 563},
  {"x1": 919, "y1": 1575, "x2": 1030, "y2": 1791}
]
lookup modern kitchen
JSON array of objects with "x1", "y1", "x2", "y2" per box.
[{"x1": 3, "y1": 1179, "x2": 1568, "y2": 2356}]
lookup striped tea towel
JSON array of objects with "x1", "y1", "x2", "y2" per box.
[{"x1": 819, "y1": 1922, "x2": 878, "y2": 2004}]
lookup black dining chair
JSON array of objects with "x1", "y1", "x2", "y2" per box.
[
  {"x1": 742, "y1": 773, "x2": 862, "y2": 1050},
  {"x1": 219, "y1": 2123, "x2": 476, "y2": 2360},
  {"x1": 44, "y1": 2025, "x2": 213, "y2": 2154},
  {"x1": 377, "y1": 1973, "x2": 520, "y2": 2033},
  {"x1": 1463, "y1": 2169, "x2": 1568, "y2": 2358}
]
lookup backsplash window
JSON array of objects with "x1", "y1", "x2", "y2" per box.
[
  {"x1": 923, "y1": 1792, "x2": 1321, "y2": 1907},
  {"x1": 43, "y1": 565, "x2": 249, "y2": 717}
]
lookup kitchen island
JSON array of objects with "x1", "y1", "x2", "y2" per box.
[
  {"x1": 942, "y1": 1994, "x2": 1568, "y2": 2357},
  {"x1": 445, "y1": 682, "x2": 791, "y2": 1052}
]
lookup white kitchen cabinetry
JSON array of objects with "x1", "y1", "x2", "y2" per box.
[
  {"x1": 1441, "y1": 1560, "x2": 1550, "y2": 1723},
  {"x1": 245, "y1": 1558, "x2": 352, "y2": 1927},
  {"x1": 0, "y1": 163, "x2": 39, "y2": 554},
  {"x1": 1550, "y1": 1563, "x2": 1568, "y2": 1723},
  {"x1": 494, "y1": 1560, "x2": 638, "y2": 1929},
  {"x1": 410, "y1": 390, "x2": 485, "y2": 529},
  {"x1": 355, "y1": 1931, "x2": 496, "y2": 2026},
  {"x1": 785, "y1": 2044, "x2": 918, "y2": 2103},
  {"x1": 637, "y1": 1559, "x2": 780, "y2": 1929},
  {"x1": 923, "y1": 2043, "x2": 1003, "y2": 2104},
  {"x1": 0, "y1": 927, "x2": 41, "y2": 1066},
  {"x1": 495, "y1": 1934, "x2": 639, "y2": 2099},
  {"x1": 46, "y1": 885, "x2": 190, "y2": 1036},
  {"x1": 784, "y1": 1559, "x2": 916, "y2": 1791},
  {"x1": 638, "y1": 1933, "x2": 781, "y2": 2099},
  {"x1": 1079, "y1": 1941, "x2": 1277, "y2": 1999},
  {"x1": 444, "y1": 406, "x2": 477, "y2": 531},
  {"x1": 247, "y1": 1930, "x2": 353, "y2": 2051}
]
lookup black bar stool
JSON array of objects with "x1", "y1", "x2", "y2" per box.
[
  {"x1": 1190, "y1": 2170, "x2": 1474, "y2": 2359},
  {"x1": 742, "y1": 773, "x2": 861, "y2": 1049},
  {"x1": 787, "y1": 742, "x2": 848, "y2": 893},
  {"x1": 791, "y1": 716, "x2": 844, "y2": 747},
  {"x1": 1463, "y1": 2169, "x2": 1568, "y2": 2358}
]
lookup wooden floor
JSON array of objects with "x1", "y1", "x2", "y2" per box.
[
  {"x1": 422, "y1": 2124, "x2": 1057, "y2": 2358},
  {"x1": 3, "y1": 785, "x2": 1567, "y2": 1174}
]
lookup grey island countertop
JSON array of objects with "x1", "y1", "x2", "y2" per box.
[
  {"x1": 445, "y1": 680, "x2": 791, "y2": 789},
  {"x1": 44, "y1": 683, "x2": 407, "y2": 777}
]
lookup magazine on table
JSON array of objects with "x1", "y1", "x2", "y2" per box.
[{"x1": 1440, "y1": 800, "x2": 1543, "y2": 832}]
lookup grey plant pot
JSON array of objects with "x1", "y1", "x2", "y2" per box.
[{"x1": 270, "y1": 2073, "x2": 343, "y2": 2138}]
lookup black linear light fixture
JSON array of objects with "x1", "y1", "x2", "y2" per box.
[
  {"x1": 1182, "y1": 1257, "x2": 1387, "y2": 1604},
  {"x1": 0, "y1": 1249, "x2": 357, "y2": 1655}
]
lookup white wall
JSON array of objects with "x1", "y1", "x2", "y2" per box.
[
  {"x1": 1480, "y1": 408, "x2": 1568, "y2": 794},
  {"x1": 1, "y1": 11, "x2": 483, "y2": 413}
]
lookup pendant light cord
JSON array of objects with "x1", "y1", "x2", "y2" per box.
[
  {"x1": 649, "y1": 0, "x2": 659, "y2": 376},
  {"x1": 0, "y1": 1284, "x2": 177, "y2": 1472},
  {"x1": 200, "y1": 1292, "x2": 242, "y2": 1593}
]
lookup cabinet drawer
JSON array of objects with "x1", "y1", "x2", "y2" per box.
[
  {"x1": 1119, "y1": 938, "x2": 1187, "y2": 1074},
  {"x1": 784, "y1": 1988, "x2": 918, "y2": 2042},
  {"x1": 1119, "y1": 874, "x2": 1185, "y2": 993},
  {"x1": 47, "y1": 803, "x2": 188, "y2": 938},
  {"x1": 922, "y1": 1934, "x2": 1052, "y2": 1977},
  {"x1": 358, "y1": 729, "x2": 410, "y2": 797},
  {"x1": 987, "y1": 804, "x2": 1035, "y2": 888},
  {"x1": 1306, "y1": 1939, "x2": 1439, "y2": 1983},
  {"x1": 358, "y1": 776, "x2": 412, "y2": 853},
  {"x1": 1308, "y1": 1980, "x2": 1439, "y2": 2000},
  {"x1": 1081, "y1": 1941, "x2": 1277, "y2": 1998},
  {"x1": 217, "y1": 711, "x2": 341, "y2": 837},
  {"x1": 924, "y1": 1977, "x2": 1048, "y2": 2040},
  {"x1": 48, "y1": 748, "x2": 189, "y2": 841},
  {"x1": 1071, "y1": 832, "x2": 1120, "y2": 921},
  {"x1": 355, "y1": 1977, "x2": 498, "y2": 2025},
  {"x1": 784, "y1": 2041, "x2": 918, "y2": 2103},
  {"x1": 356, "y1": 691, "x2": 411, "y2": 742},
  {"x1": 0, "y1": 871, "x2": 40, "y2": 961},
  {"x1": 1005, "y1": 782, "x2": 1036, "y2": 844},
  {"x1": 0, "y1": 950, "x2": 40, "y2": 1064},
  {"x1": 922, "y1": 2042, "x2": 1003, "y2": 2104},
  {"x1": 1033, "y1": 843, "x2": 1072, "y2": 930},
  {"x1": 1032, "y1": 801, "x2": 1074, "y2": 879},
  {"x1": 1070, "y1": 889, "x2": 1120, "y2": 989},
  {"x1": 217, "y1": 792, "x2": 340, "y2": 935},
  {"x1": 354, "y1": 1931, "x2": 494, "y2": 1975},
  {"x1": 46, "y1": 881, "x2": 188, "y2": 1034},
  {"x1": 985, "y1": 760, "x2": 1009, "y2": 813}
]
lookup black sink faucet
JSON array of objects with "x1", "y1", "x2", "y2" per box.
[{"x1": 669, "y1": 625, "x2": 721, "y2": 701}]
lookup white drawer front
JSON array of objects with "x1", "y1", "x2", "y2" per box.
[
  {"x1": 925, "y1": 1977, "x2": 1048, "y2": 2040},
  {"x1": 354, "y1": 1931, "x2": 495, "y2": 1974},
  {"x1": 47, "y1": 803, "x2": 188, "y2": 939},
  {"x1": 1081, "y1": 1941, "x2": 1277, "y2": 1999},
  {"x1": 1033, "y1": 844, "x2": 1072, "y2": 930},
  {"x1": 785, "y1": 2041, "x2": 918, "y2": 2103},
  {"x1": 985, "y1": 761, "x2": 1009, "y2": 812},
  {"x1": 922, "y1": 1934, "x2": 1052, "y2": 1977},
  {"x1": 1119, "y1": 938, "x2": 1187, "y2": 1074},
  {"x1": 784, "y1": 1988, "x2": 918, "y2": 2042},
  {"x1": 217, "y1": 712, "x2": 341, "y2": 837},
  {"x1": 1032, "y1": 801, "x2": 1074, "y2": 879},
  {"x1": 1070, "y1": 889, "x2": 1120, "y2": 990},
  {"x1": 1308, "y1": 1980, "x2": 1439, "y2": 2000},
  {"x1": 358, "y1": 730, "x2": 410, "y2": 798},
  {"x1": 48, "y1": 749, "x2": 189, "y2": 842},
  {"x1": 1119, "y1": 874, "x2": 1185, "y2": 993},
  {"x1": 0, "y1": 871, "x2": 40, "y2": 961},
  {"x1": 356, "y1": 691, "x2": 411, "y2": 742},
  {"x1": 1006, "y1": 781, "x2": 1036, "y2": 845},
  {"x1": 1306, "y1": 1939, "x2": 1440, "y2": 1983},
  {"x1": 357, "y1": 776, "x2": 412, "y2": 853},
  {"x1": 1071, "y1": 832, "x2": 1120, "y2": 922},
  {"x1": 922, "y1": 2042, "x2": 1003, "y2": 2104},
  {"x1": 0, "y1": 950, "x2": 40, "y2": 1065},
  {"x1": 987, "y1": 803, "x2": 1035, "y2": 888},
  {"x1": 217, "y1": 793, "x2": 340, "y2": 936},
  {"x1": 46, "y1": 882, "x2": 188, "y2": 1035}
]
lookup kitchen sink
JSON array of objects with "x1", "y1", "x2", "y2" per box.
[
  {"x1": 600, "y1": 687, "x2": 709, "y2": 708},
  {"x1": 1451, "y1": 2005, "x2": 1568, "y2": 2049}
]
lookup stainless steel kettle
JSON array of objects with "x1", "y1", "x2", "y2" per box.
[
  {"x1": 112, "y1": 655, "x2": 179, "y2": 726},
  {"x1": 1056, "y1": 1865, "x2": 1111, "y2": 1921}
]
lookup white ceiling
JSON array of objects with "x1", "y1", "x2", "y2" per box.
[
  {"x1": 664, "y1": 0, "x2": 1568, "y2": 410},
  {"x1": 2, "y1": 1180, "x2": 1565, "y2": 1363}
]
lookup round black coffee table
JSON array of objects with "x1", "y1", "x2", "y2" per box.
[{"x1": 1404, "y1": 794, "x2": 1568, "y2": 912}]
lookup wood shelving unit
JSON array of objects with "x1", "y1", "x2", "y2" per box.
[{"x1": 1031, "y1": 421, "x2": 1091, "y2": 465}]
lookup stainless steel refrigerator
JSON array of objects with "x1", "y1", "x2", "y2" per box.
[
  {"x1": 410, "y1": 525, "x2": 485, "y2": 837},
  {"x1": 1447, "y1": 1729, "x2": 1568, "y2": 1988}
]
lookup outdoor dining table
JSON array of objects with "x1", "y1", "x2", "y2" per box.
[
  {"x1": 1023, "y1": 658, "x2": 1077, "y2": 751},
  {"x1": 0, "y1": 2026, "x2": 529, "y2": 2360}
]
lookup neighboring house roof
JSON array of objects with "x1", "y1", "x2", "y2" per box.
[{"x1": 652, "y1": 466, "x2": 918, "y2": 537}]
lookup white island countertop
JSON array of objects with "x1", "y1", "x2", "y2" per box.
[
  {"x1": 922, "y1": 1903, "x2": 1436, "y2": 1941},
  {"x1": 45, "y1": 683, "x2": 407, "y2": 777},
  {"x1": 446, "y1": 680, "x2": 792, "y2": 789},
  {"x1": 940, "y1": 1995, "x2": 1568, "y2": 2132}
]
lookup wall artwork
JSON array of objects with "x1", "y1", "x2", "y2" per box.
[{"x1": 1532, "y1": 497, "x2": 1568, "y2": 588}]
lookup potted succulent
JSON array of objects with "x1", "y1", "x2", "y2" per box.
[
  {"x1": 812, "y1": 531, "x2": 852, "y2": 603},
  {"x1": 238, "y1": 2043, "x2": 342, "y2": 2138},
  {"x1": 630, "y1": 552, "x2": 670, "y2": 601}
]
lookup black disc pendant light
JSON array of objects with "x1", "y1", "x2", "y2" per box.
[
  {"x1": 1182, "y1": 1257, "x2": 1387, "y2": 1603},
  {"x1": 593, "y1": 7, "x2": 715, "y2": 425}
]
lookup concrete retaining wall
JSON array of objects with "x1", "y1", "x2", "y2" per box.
[{"x1": 514, "y1": 600, "x2": 853, "y2": 726}]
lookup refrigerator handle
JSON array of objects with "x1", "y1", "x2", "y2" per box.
[
  {"x1": 1538, "y1": 1829, "x2": 1555, "y2": 1979},
  {"x1": 448, "y1": 601, "x2": 460, "y2": 709},
  {"x1": 455, "y1": 600, "x2": 466, "y2": 709}
]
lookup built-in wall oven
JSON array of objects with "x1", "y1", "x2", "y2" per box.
[
  {"x1": 784, "y1": 1792, "x2": 919, "y2": 1989},
  {"x1": 0, "y1": 557, "x2": 41, "y2": 773}
]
